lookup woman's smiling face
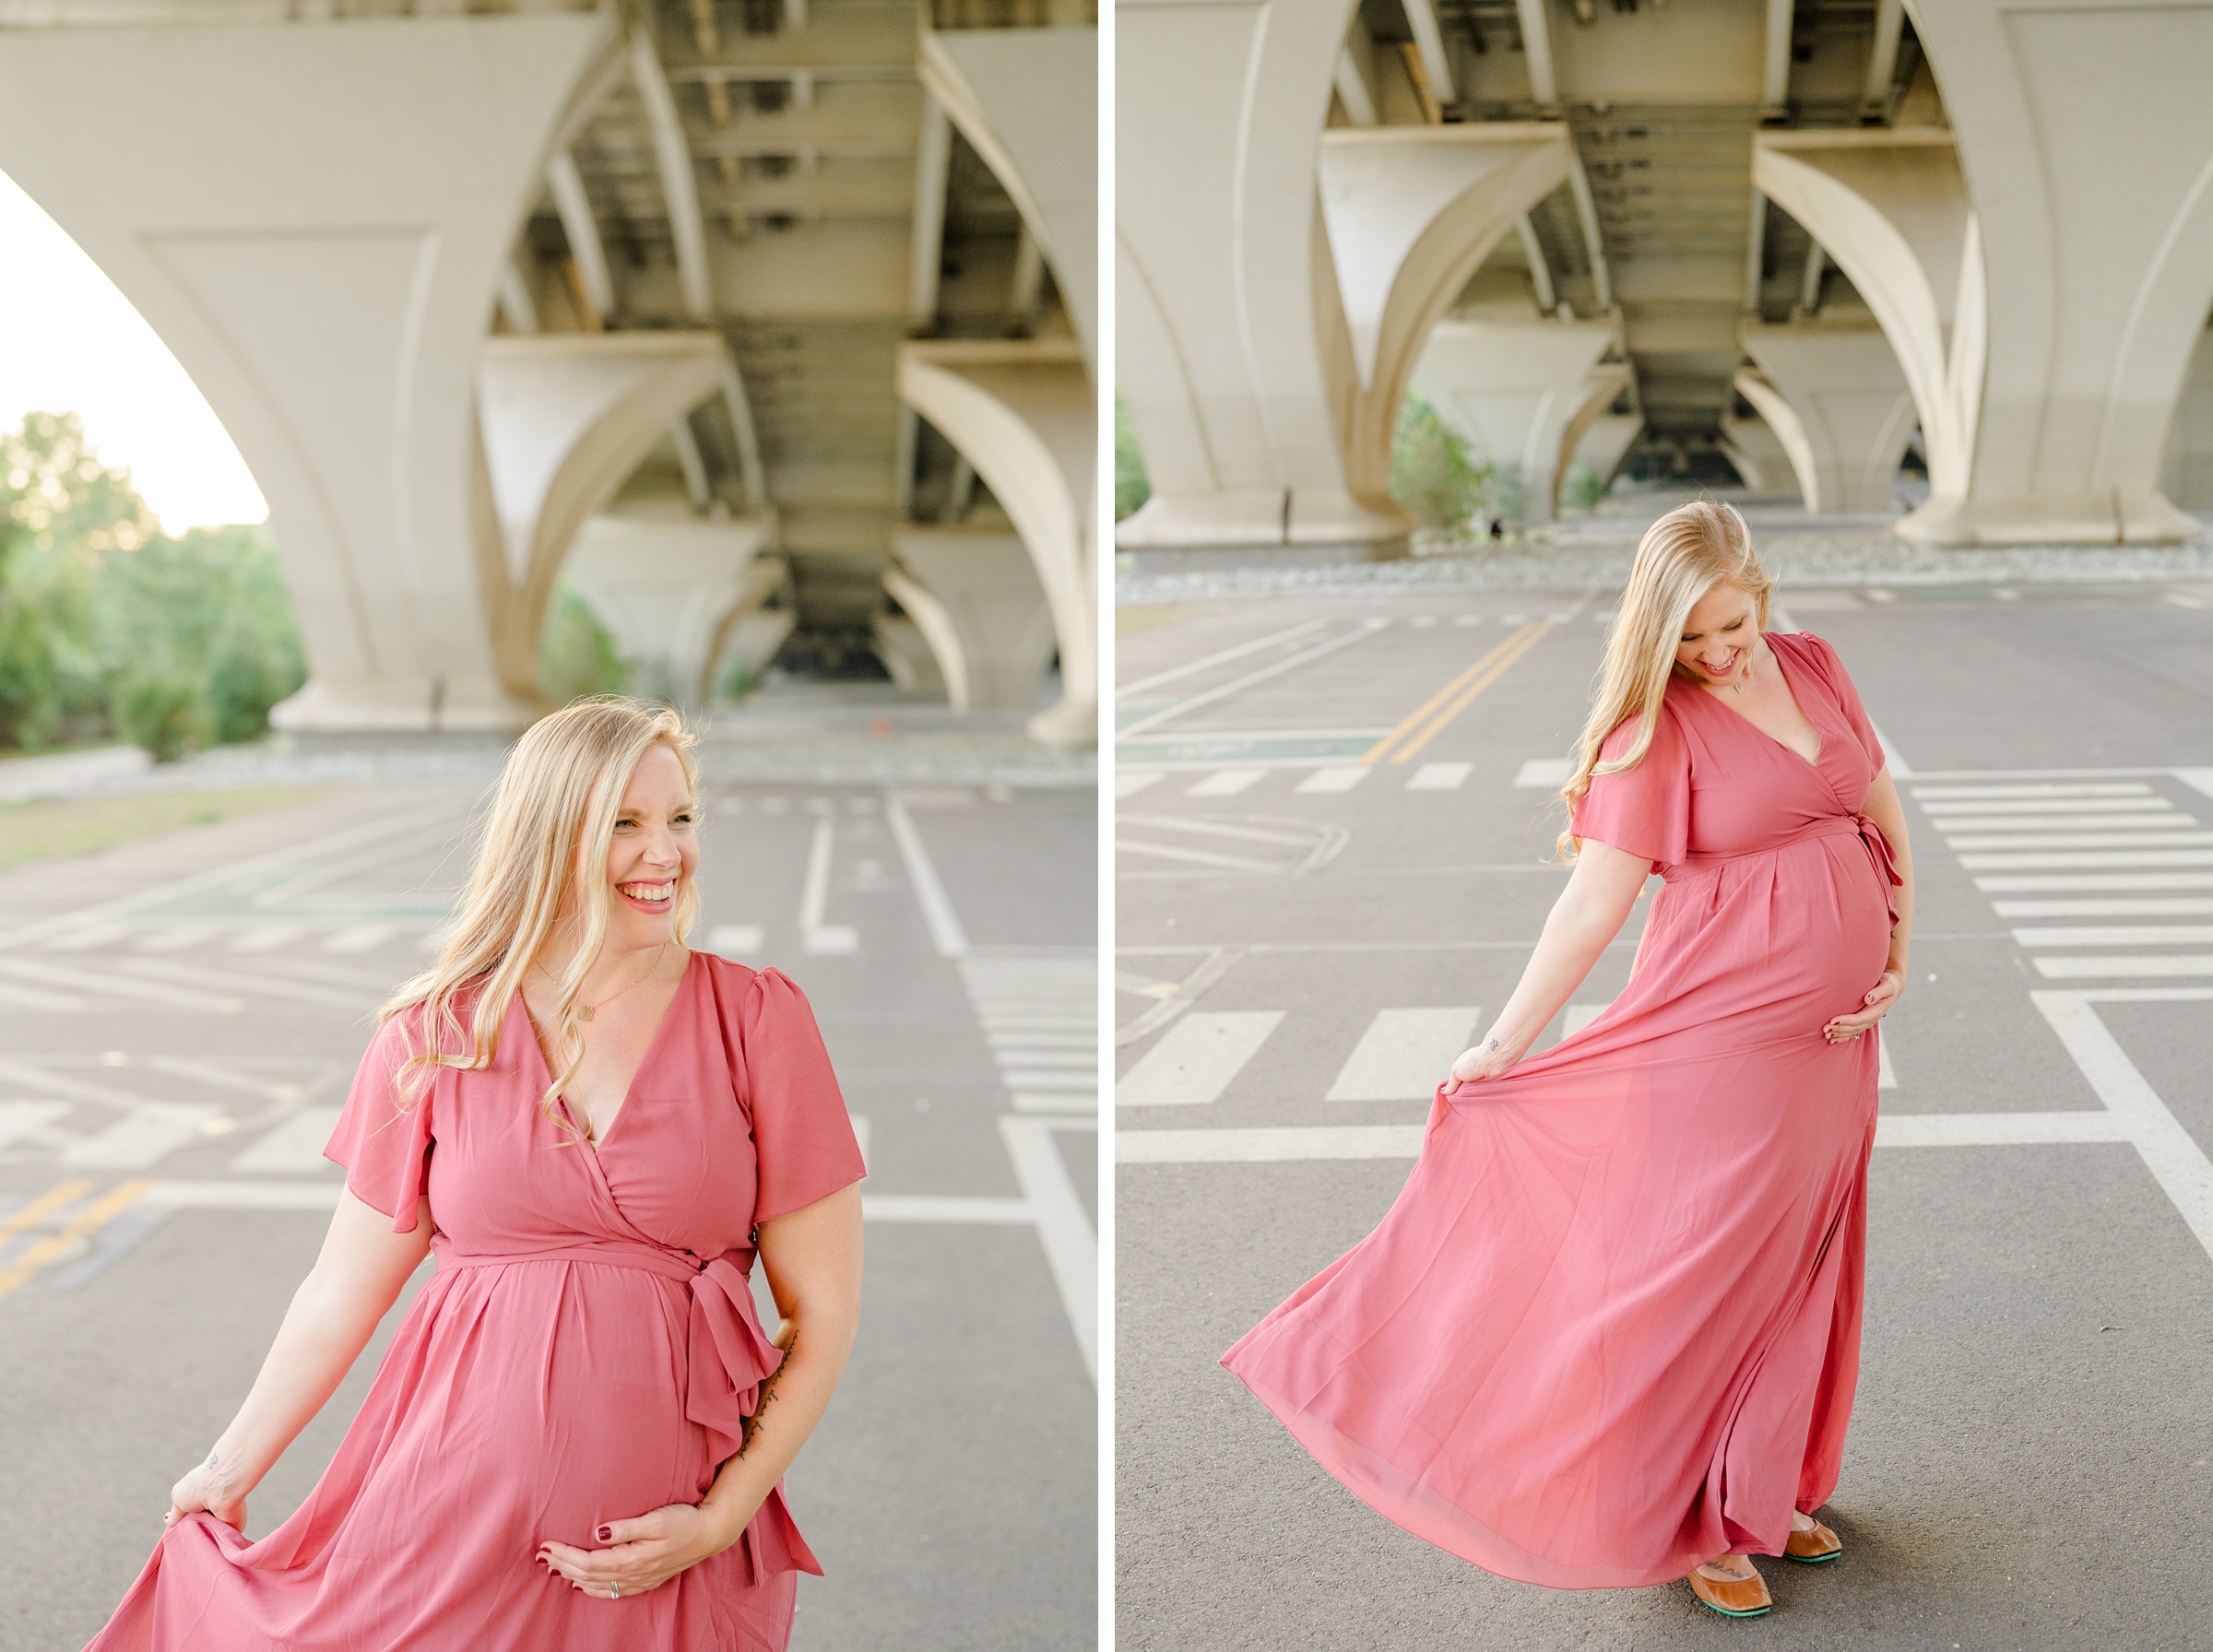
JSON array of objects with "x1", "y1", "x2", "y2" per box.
[
  {"x1": 1675, "y1": 581, "x2": 1760, "y2": 688},
  {"x1": 598, "y1": 742, "x2": 699, "y2": 951}
]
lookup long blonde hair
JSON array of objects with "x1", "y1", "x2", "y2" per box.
[
  {"x1": 380, "y1": 697, "x2": 701, "y2": 1118},
  {"x1": 1556, "y1": 501, "x2": 1773, "y2": 860}
]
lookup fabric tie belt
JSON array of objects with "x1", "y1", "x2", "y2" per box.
[
  {"x1": 438, "y1": 1240, "x2": 819, "y2": 1583},
  {"x1": 1675, "y1": 811, "x2": 1902, "y2": 926}
]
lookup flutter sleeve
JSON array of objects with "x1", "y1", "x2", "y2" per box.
[
  {"x1": 1569, "y1": 702, "x2": 1692, "y2": 869},
  {"x1": 323, "y1": 1012, "x2": 434, "y2": 1233},
  {"x1": 1793, "y1": 631, "x2": 1886, "y2": 773},
  {"x1": 740, "y1": 968, "x2": 867, "y2": 1224}
]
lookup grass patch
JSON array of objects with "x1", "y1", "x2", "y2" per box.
[
  {"x1": 1117, "y1": 602, "x2": 1227, "y2": 636},
  {"x1": 0, "y1": 786, "x2": 330, "y2": 871}
]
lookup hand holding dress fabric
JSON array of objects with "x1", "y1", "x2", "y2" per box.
[{"x1": 164, "y1": 1457, "x2": 245, "y2": 1534}]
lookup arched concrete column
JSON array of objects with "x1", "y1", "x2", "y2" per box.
[
  {"x1": 0, "y1": 11, "x2": 616, "y2": 731},
  {"x1": 2161, "y1": 324, "x2": 2213, "y2": 512},
  {"x1": 1116, "y1": 0, "x2": 1414, "y2": 552},
  {"x1": 885, "y1": 530, "x2": 1059, "y2": 714},
  {"x1": 1556, "y1": 365, "x2": 1633, "y2": 511},
  {"x1": 1898, "y1": 0, "x2": 2213, "y2": 543},
  {"x1": 475, "y1": 333, "x2": 729, "y2": 706},
  {"x1": 1408, "y1": 311, "x2": 1613, "y2": 525},
  {"x1": 1318, "y1": 126, "x2": 1578, "y2": 507},
  {"x1": 895, "y1": 339, "x2": 1095, "y2": 748},
  {"x1": 1739, "y1": 319, "x2": 1919, "y2": 513},
  {"x1": 918, "y1": 24, "x2": 1096, "y2": 367},
  {"x1": 1753, "y1": 130, "x2": 1982, "y2": 524},
  {"x1": 562, "y1": 513, "x2": 775, "y2": 709},
  {"x1": 1719, "y1": 409, "x2": 1797, "y2": 496}
]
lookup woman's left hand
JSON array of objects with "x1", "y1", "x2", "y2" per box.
[
  {"x1": 538, "y1": 1503, "x2": 734, "y2": 1599},
  {"x1": 1824, "y1": 968, "x2": 1904, "y2": 1044}
]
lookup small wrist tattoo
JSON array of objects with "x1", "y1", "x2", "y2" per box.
[
  {"x1": 204, "y1": 1451, "x2": 219, "y2": 1470},
  {"x1": 1486, "y1": 1038, "x2": 1500, "y2": 1052}
]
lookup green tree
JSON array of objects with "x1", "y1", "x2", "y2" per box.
[
  {"x1": 1390, "y1": 395, "x2": 1491, "y2": 533},
  {"x1": 1115, "y1": 393, "x2": 1151, "y2": 522},
  {"x1": 538, "y1": 582, "x2": 629, "y2": 705}
]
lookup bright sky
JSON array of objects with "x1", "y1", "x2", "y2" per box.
[{"x1": 0, "y1": 169, "x2": 267, "y2": 533}]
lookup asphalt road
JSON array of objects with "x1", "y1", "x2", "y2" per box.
[
  {"x1": 1, "y1": 762, "x2": 1095, "y2": 1652},
  {"x1": 1115, "y1": 577, "x2": 2213, "y2": 1650}
]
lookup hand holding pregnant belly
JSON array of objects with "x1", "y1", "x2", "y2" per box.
[{"x1": 538, "y1": 1501, "x2": 733, "y2": 1600}]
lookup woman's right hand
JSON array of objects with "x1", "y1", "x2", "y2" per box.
[
  {"x1": 165, "y1": 1453, "x2": 245, "y2": 1534},
  {"x1": 1450, "y1": 1035, "x2": 1521, "y2": 1086}
]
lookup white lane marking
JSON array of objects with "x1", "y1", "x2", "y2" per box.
[
  {"x1": 1117, "y1": 1112, "x2": 2136, "y2": 1163},
  {"x1": 323, "y1": 926, "x2": 396, "y2": 954},
  {"x1": 38, "y1": 922, "x2": 133, "y2": 953},
  {"x1": 884, "y1": 795, "x2": 967, "y2": 960},
  {"x1": 861, "y1": 1196, "x2": 1035, "y2": 1223},
  {"x1": 2032, "y1": 989, "x2": 2213, "y2": 1265},
  {"x1": 1563, "y1": 1002, "x2": 1608, "y2": 1039},
  {"x1": 1117, "y1": 617, "x2": 1330, "y2": 699},
  {"x1": 999, "y1": 1115, "x2": 1097, "y2": 1382},
  {"x1": 1912, "y1": 783, "x2": 2153, "y2": 800},
  {"x1": 1994, "y1": 898, "x2": 2213, "y2": 917},
  {"x1": 62, "y1": 1103, "x2": 221, "y2": 1169},
  {"x1": 1188, "y1": 769, "x2": 1267, "y2": 797},
  {"x1": 229, "y1": 924, "x2": 308, "y2": 953},
  {"x1": 1515, "y1": 758, "x2": 1572, "y2": 788},
  {"x1": 1325, "y1": 1009, "x2": 1480, "y2": 1102},
  {"x1": 1012, "y1": 1093, "x2": 1094, "y2": 1114},
  {"x1": 1002, "y1": 1070, "x2": 1095, "y2": 1091},
  {"x1": 0, "y1": 1102, "x2": 68, "y2": 1150},
  {"x1": 2032, "y1": 956, "x2": 2213, "y2": 978},
  {"x1": 851, "y1": 1115, "x2": 870, "y2": 1172},
  {"x1": 2015, "y1": 926, "x2": 2213, "y2": 947},
  {"x1": 120, "y1": 960, "x2": 370, "y2": 1011},
  {"x1": 1455, "y1": 614, "x2": 1485, "y2": 627},
  {"x1": 1116, "y1": 837, "x2": 1283, "y2": 875},
  {"x1": 133, "y1": 1178, "x2": 1049, "y2": 1226},
  {"x1": 1878, "y1": 1036, "x2": 1897, "y2": 1090},
  {"x1": 1978, "y1": 872, "x2": 2213, "y2": 892},
  {"x1": 1296, "y1": 767, "x2": 1369, "y2": 795},
  {"x1": 1920, "y1": 796, "x2": 2176, "y2": 816},
  {"x1": 1117, "y1": 771, "x2": 1166, "y2": 799},
  {"x1": 1116, "y1": 620, "x2": 1391, "y2": 740},
  {"x1": 1408, "y1": 615, "x2": 1437, "y2": 628},
  {"x1": 707, "y1": 925, "x2": 764, "y2": 958},
  {"x1": 2175, "y1": 770, "x2": 2213, "y2": 800},
  {"x1": 134, "y1": 924, "x2": 219, "y2": 953},
  {"x1": 230, "y1": 1106, "x2": 346, "y2": 1174},
  {"x1": 0, "y1": 978, "x2": 84, "y2": 1010},
  {"x1": 1959, "y1": 850, "x2": 2213, "y2": 870},
  {"x1": 0, "y1": 959, "x2": 243, "y2": 1014},
  {"x1": 1944, "y1": 832, "x2": 2213, "y2": 852},
  {"x1": 1934, "y1": 813, "x2": 2199, "y2": 834},
  {"x1": 1407, "y1": 762, "x2": 1472, "y2": 792},
  {"x1": 1118, "y1": 1011, "x2": 1281, "y2": 1107},
  {"x1": 799, "y1": 818, "x2": 858, "y2": 955},
  {"x1": 962, "y1": 948, "x2": 1095, "y2": 1114}
]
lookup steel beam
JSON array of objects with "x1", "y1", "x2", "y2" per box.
[
  {"x1": 631, "y1": 28, "x2": 713, "y2": 321},
  {"x1": 1400, "y1": 0, "x2": 1456, "y2": 104},
  {"x1": 548, "y1": 149, "x2": 614, "y2": 322},
  {"x1": 1514, "y1": 0, "x2": 1556, "y2": 105}
]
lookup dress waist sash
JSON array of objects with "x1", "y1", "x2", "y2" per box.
[
  {"x1": 1674, "y1": 811, "x2": 1902, "y2": 926},
  {"x1": 435, "y1": 1239, "x2": 820, "y2": 1584}
]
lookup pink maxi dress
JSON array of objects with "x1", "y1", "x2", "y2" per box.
[
  {"x1": 1224, "y1": 630, "x2": 1900, "y2": 1589},
  {"x1": 89, "y1": 953, "x2": 866, "y2": 1651}
]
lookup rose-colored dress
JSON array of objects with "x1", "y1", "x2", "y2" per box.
[
  {"x1": 1224, "y1": 631, "x2": 1900, "y2": 1588},
  {"x1": 88, "y1": 954, "x2": 865, "y2": 1651}
]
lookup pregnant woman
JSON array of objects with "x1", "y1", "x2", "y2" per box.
[
  {"x1": 1224, "y1": 501, "x2": 1912, "y2": 1619},
  {"x1": 88, "y1": 699, "x2": 865, "y2": 1650}
]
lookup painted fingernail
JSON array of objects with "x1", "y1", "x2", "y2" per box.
[{"x1": 598, "y1": 1526, "x2": 612, "y2": 1541}]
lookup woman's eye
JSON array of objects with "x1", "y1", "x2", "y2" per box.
[{"x1": 1723, "y1": 619, "x2": 1744, "y2": 631}]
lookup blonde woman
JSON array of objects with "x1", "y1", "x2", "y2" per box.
[
  {"x1": 1225, "y1": 502, "x2": 1911, "y2": 1621},
  {"x1": 87, "y1": 700, "x2": 865, "y2": 1651}
]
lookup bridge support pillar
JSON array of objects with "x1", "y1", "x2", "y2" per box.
[
  {"x1": 1410, "y1": 313, "x2": 1615, "y2": 525},
  {"x1": 562, "y1": 513, "x2": 777, "y2": 710},
  {"x1": 886, "y1": 531, "x2": 1059, "y2": 714},
  {"x1": 1736, "y1": 318, "x2": 1918, "y2": 513}
]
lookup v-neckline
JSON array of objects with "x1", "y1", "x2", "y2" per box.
[
  {"x1": 1698, "y1": 633, "x2": 1824, "y2": 770},
  {"x1": 518, "y1": 950, "x2": 696, "y2": 1153}
]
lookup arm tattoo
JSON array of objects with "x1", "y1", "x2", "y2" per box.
[
  {"x1": 205, "y1": 1451, "x2": 219, "y2": 1470},
  {"x1": 739, "y1": 1333, "x2": 795, "y2": 1458}
]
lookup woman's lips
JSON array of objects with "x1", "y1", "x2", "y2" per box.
[{"x1": 616, "y1": 879, "x2": 675, "y2": 910}]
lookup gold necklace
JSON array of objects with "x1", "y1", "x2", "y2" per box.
[{"x1": 576, "y1": 943, "x2": 666, "y2": 1022}]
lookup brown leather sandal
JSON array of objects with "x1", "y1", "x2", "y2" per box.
[
  {"x1": 1783, "y1": 1517, "x2": 1842, "y2": 1563},
  {"x1": 1687, "y1": 1559, "x2": 1773, "y2": 1617}
]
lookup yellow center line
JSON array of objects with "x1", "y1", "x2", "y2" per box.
[
  {"x1": 1361, "y1": 623, "x2": 1544, "y2": 765},
  {"x1": 0, "y1": 1180, "x2": 93, "y2": 1236},
  {"x1": 1389, "y1": 620, "x2": 1554, "y2": 765},
  {"x1": 0, "y1": 1178, "x2": 152, "y2": 1303}
]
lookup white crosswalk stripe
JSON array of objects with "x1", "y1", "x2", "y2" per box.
[
  {"x1": 1118, "y1": 1011, "x2": 1280, "y2": 1107},
  {"x1": 2031, "y1": 956, "x2": 2213, "y2": 978},
  {"x1": 230, "y1": 1106, "x2": 346, "y2": 1174},
  {"x1": 1914, "y1": 783, "x2": 2153, "y2": 800},
  {"x1": 1406, "y1": 762, "x2": 1471, "y2": 792},
  {"x1": 1994, "y1": 898, "x2": 2213, "y2": 917},
  {"x1": 1977, "y1": 871, "x2": 2213, "y2": 892},
  {"x1": 1932, "y1": 813, "x2": 2199, "y2": 833},
  {"x1": 1117, "y1": 771, "x2": 1166, "y2": 799},
  {"x1": 2014, "y1": 925, "x2": 2213, "y2": 948},
  {"x1": 1944, "y1": 832, "x2": 2213, "y2": 852},
  {"x1": 1959, "y1": 849, "x2": 2213, "y2": 869},
  {"x1": 959, "y1": 948, "x2": 1095, "y2": 1114},
  {"x1": 1296, "y1": 767, "x2": 1368, "y2": 795},
  {"x1": 1326, "y1": 1009, "x2": 1480, "y2": 1101},
  {"x1": 1515, "y1": 758, "x2": 1571, "y2": 788},
  {"x1": 61, "y1": 1103, "x2": 221, "y2": 1169},
  {"x1": 0, "y1": 1101, "x2": 68, "y2": 1150},
  {"x1": 1918, "y1": 796, "x2": 2173, "y2": 815},
  {"x1": 1187, "y1": 769, "x2": 1266, "y2": 797}
]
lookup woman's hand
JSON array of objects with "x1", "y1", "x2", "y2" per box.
[
  {"x1": 1824, "y1": 968, "x2": 1904, "y2": 1044},
  {"x1": 1450, "y1": 1034, "x2": 1521, "y2": 1086},
  {"x1": 538, "y1": 1503, "x2": 737, "y2": 1600},
  {"x1": 164, "y1": 1453, "x2": 245, "y2": 1534}
]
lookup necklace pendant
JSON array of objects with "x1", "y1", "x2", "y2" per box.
[{"x1": 577, "y1": 1003, "x2": 594, "y2": 1022}]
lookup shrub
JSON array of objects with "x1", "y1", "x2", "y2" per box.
[
  {"x1": 1562, "y1": 461, "x2": 1610, "y2": 513},
  {"x1": 538, "y1": 582, "x2": 628, "y2": 705},
  {"x1": 1115, "y1": 394, "x2": 1151, "y2": 522},
  {"x1": 112, "y1": 668, "x2": 212, "y2": 762},
  {"x1": 1390, "y1": 395, "x2": 1491, "y2": 532}
]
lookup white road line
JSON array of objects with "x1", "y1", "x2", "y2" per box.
[
  {"x1": 1875, "y1": 1111, "x2": 2124, "y2": 1146},
  {"x1": 1944, "y1": 832, "x2": 2213, "y2": 852},
  {"x1": 1515, "y1": 758, "x2": 1572, "y2": 788},
  {"x1": 1187, "y1": 769, "x2": 1266, "y2": 797},
  {"x1": 1994, "y1": 899, "x2": 2213, "y2": 917},
  {"x1": 1117, "y1": 618, "x2": 1330, "y2": 699},
  {"x1": 1912, "y1": 784, "x2": 2153, "y2": 800},
  {"x1": 38, "y1": 922, "x2": 134, "y2": 953},
  {"x1": 1563, "y1": 1002, "x2": 1608, "y2": 1039},
  {"x1": 2014, "y1": 926, "x2": 2213, "y2": 947},
  {"x1": 1118, "y1": 1011, "x2": 1281, "y2": 1107},
  {"x1": 1878, "y1": 1036, "x2": 1896, "y2": 1090},
  {"x1": 1116, "y1": 838, "x2": 1283, "y2": 875},
  {"x1": 0, "y1": 959, "x2": 243, "y2": 1014},
  {"x1": 2176, "y1": 770, "x2": 2213, "y2": 801},
  {"x1": 1326, "y1": 1009, "x2": 1479, "y2": 1102},
  {"x1": 707, "y1": 925, "x2": 764, "y2": 958},
  {"x1": 323, "y1": 926, "x2": 396, "y2": 954},
  {"x1": 1407, "y1": 762, "x2": 1472, "y2": 792},
  {"x1": 861, "y1": 1196, "x2": 1035, "y2": 1223},
  {"x1": 999, "y1": 1116, "x2": 1097, "y2": 1382},
  {"x1": 1296, "y1": 768, "x2": 1368, "y2": 795},
  {"x1": 1933, "y1": 813, "x2": 2199, "y2": 834},
  {"x1": 2032, "y1": 956, "x2": 2213, "y2": 978},
  {"x1": 1977, "y1": 872, "x2": 2213, "y2": 892},
  {"x1": 229, "y1": 924, "x2": 308, "y2": 953},
  {"x1": 0, "y1": 978, "x2": 84, "y2": 1010},
  {"x1": 1959, "y1": 850, "x2": 2213, "y2": 870},
  {"x1": 0, "y1": 1102, "x2": 67, "y2": 1150},
  {"x1": 1920, "y1": 796, "x2": 2176, "y2": 816},
  {"x1": 1117, "y1": 771, "x2": 1166, "y2": 799},
  {"x1": 62, "y1": 1103, "x2": 221, "y2": 1169},
  {"x1": 799, "y1": 818, "x2": 858, "y2": 955},
  {"x1": 2032, "y1": 990, "x2": 2213, "y2": 1265},
  {"x1": 884, "y1": 795, "x2": 968, "y2": 960},
  {"x1": 230, "y1": 1107, "x2": 345, "y2": 1174},
  {"x1": 1116, "y1": 620, "x2": 1391, "y2": 740},
  {"x1": 120, "y1": 960, "x2": 371, "y2": 1012},
  {"x1": 135, "y1": 924, "x2": 220, "y2": 952}
]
